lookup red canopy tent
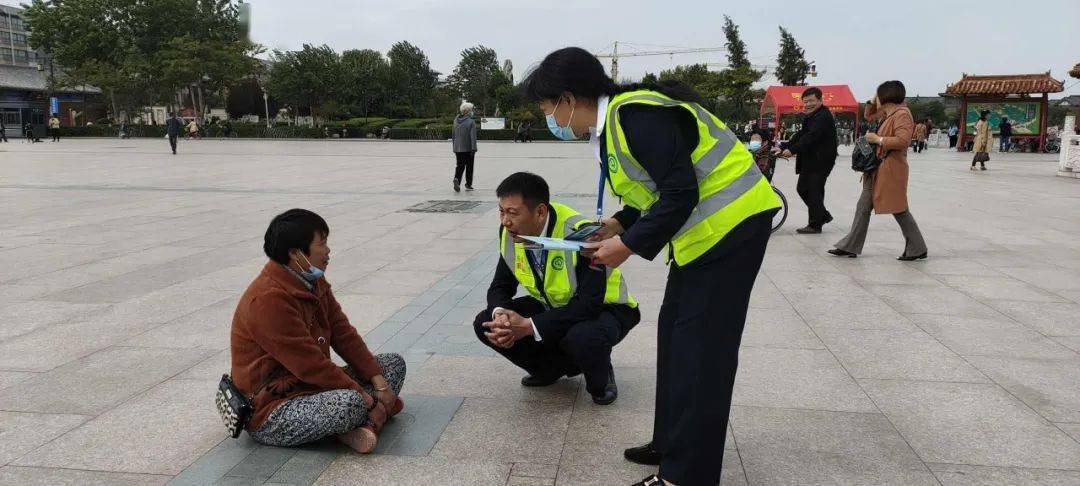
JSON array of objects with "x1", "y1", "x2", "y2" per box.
[{"x1": 759, "y1": 85, "x2": 860, "y2": 140}]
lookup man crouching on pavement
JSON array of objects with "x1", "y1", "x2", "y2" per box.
[{"x1": 473, "y1": 172, "x2": 640, "y2": 405}]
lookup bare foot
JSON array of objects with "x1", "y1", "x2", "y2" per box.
[{"x1": 338, "y1": 426, "x2": 377, "y2": 453}]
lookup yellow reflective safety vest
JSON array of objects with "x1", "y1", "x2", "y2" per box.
[
  {"x1": 499, "y1": 202, "x2": 637, "y2": 309},
  {"x1": 604, "y1": 90, "x2": 782, "y2": 266}
]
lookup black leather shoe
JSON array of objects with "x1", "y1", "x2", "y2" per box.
[
  {"x1": 898, "y1": 252, "x2": 928, "y2": 261},
  {"x1": 796, "y1": 225, "x2": 822, "y2": 234},
  {"x1": 828, "y1": 248, "x2": 857, "y2": 258},
  {"x1": 624, "y1": 442, "x2": 662, "y2": 465},
  {"x1": 632, "y1": 475, "x2": 663, "y2": 486},
  {"x1": 823, "y1": 213, "x2": 834, "y2": 225},
  {"x1": 520, "y1": 374, "x2": 559, "y2": 387},
  {"x1": 453, "y1": 179, "x2": 461, "y2": 192},
  {"x1": 591, "y1": 369, "x2": 618, "y2": 405}
]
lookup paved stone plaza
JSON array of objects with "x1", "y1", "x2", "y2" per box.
[{"x1": 1, "y1": 138, "x2": 1078, "y2": 485}]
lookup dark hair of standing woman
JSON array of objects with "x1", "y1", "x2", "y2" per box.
[
  {"x1": 875, "y1": 80, "x2": 906, "y2": 104},
  {"x1": 522, "y1": 47, "x2": 704, "y2": 105},
  {"x1": 979, "y1": 110, "x2": 990, "y2": 121}
]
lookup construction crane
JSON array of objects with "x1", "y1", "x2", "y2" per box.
[{"x1": 595, "y1": 41, "x2": 726, "y2": 81}]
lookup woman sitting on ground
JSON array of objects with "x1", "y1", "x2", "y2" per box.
[{"x1": 231, "y1": 208, "x2": 406, "y2": 453}]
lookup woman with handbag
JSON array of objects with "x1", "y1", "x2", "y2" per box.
[
  {"x1": 972, "y1": 110, "x2": 991, "y2": 170},
  {"x1": 829, "y1": 80, "x2": 928, "y2": 261}
]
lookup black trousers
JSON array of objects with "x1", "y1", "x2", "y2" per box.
[
  {"x1": 454, "y1": 151, "x2": 475, "y2": 186},
  {"x1": 0, "y1": 129, "x2": 7, "y2": 142},
  {"x1": 653, "y1": 213, "x2": 772, "y2": 485},
  {"x1": 948, "y1": 135, "x2": 958, "y2": 148},
  {"x1": 51, "y1": 128, "x2": 59, "y2": 142},
  {"x1": 472, "y1": 296, "x2": 639, "y2": 395},
  {"x1": 168, "y1": 135, "x2": 178, "y2": 154},
  {"x1": 796, "y1": 166, "x2": 833, "y2": 228}
]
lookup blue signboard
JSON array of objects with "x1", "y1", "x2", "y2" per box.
[{"x1": 49, "y1": 97, "x2": 58, "y2": 115}]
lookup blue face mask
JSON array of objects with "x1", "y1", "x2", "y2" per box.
[
  {"x1": 545, "y1": 98, "x2": 578, "y2": 140},
  {"x1": 296, "y1": 252, "x2": 325, "y2": 281},
  {"x1": 748, "y1": 140, "x2": 762, "y2": 151}
]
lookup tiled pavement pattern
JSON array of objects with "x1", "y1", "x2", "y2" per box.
[{"x1": 1, "y1": 139, "x2": 1079, "y2": 485}]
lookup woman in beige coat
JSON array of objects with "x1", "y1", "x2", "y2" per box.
[
  {"x1": 829, "y1": 80, "x2": 928, "y2": 261},
  {"x1": 971, "y1": 110, "x2": 991, "y2": 170}
]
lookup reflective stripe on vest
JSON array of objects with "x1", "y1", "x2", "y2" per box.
[
  {"x1": 499, "y1": 202, "x2": 637, "y2": 308},
  {"x1": 604, "y1": 90, "x2": 781, "y2": 265}
]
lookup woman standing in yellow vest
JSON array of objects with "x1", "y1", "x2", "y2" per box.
[{"x1": 523, "y1": 47, "x2": 780, "y2": 486}]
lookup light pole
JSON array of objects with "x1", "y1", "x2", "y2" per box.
[{"x1": 262, "y1": 91, "x2": 270, "y2": 128}]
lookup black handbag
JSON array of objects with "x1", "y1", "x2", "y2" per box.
[
  {"x1": 216, "y1": 370, "x2": 276, "y2": 438},
  {"x1": 852, "y1": 136, "x2": 883, "y2": 172}
]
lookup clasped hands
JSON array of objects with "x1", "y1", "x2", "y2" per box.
[{"x1": 482, "y1": 308, "x2": 533, "y2": 348}]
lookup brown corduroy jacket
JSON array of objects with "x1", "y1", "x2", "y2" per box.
[{"x1": 230, "y1": 261, "x2": 382, "y2": 430}]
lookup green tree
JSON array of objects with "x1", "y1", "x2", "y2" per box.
[
  {"x1": 448, "y1": 45, "x2": 502, "y2": 115},
  {"x1": 340, "y1": 49, "x2": 390, "y2": 117},
  {"x1": 641, "y1": 72, "x2": 659, "y2": 84},
  {"x1": 265, "y1": 44, "x2": 342, "y2": 119},
  {"x1": 721, "y1": 15, "x2": 764, "y2": 123},
  {"x1": 24, "y1": 0, "x2": 260, "y2": 118},
  {"x1": 386, "y1": 41, "x2": 439, "y2": 117},
  {"x1": 775, "y1": 26, "x2": 810, "y2": 86},
  {"x1": 907, "y1": 98, "x2": 948, "y2": 126}
]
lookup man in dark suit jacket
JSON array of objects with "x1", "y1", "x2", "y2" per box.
[
  {"x1": 782, "y1": 87, "x2": 838, "y2": 234},
  {"x1": 165, "y1": 113, "x2": 182, "y2": 154}
]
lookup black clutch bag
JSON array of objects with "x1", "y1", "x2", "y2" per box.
[
  {"x1": 852, "y1": 136, "x2": 883, "y2": 173},
  {"x1": 215, "y1": 374, "x2": 252, "y2": 438}
]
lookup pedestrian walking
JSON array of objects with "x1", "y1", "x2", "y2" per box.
[
  {"x1": 165, "y1": 112, "x2": 182, "y2": 154},
  {"x1": 451, "y1": 102, "x2": 478, "y2": 192},
  {"x1": 781, "y1": 87, "x2": 839, "y2": 234},
  {"x1": 186, "y1": 119, "x2": 200, "y2": 140},
  {"x1": 0, "y1": 117, "x2": 8, "y2": 142},
  {"x1": 830, "y1": 80, "x2": 928, "y2": 261},
  {"x1": 912, "y1": 119, "x2": 928, "y2": 153},
  {"x1": 49, "y1": 115, "x2": 60, "y2": 142},
  {"x1": 523, "y1": 47, "x2": 781, "y2": 486},
  {"x1": 998, "y1": 116, "x2": 1012, "y2": 152},
  {"x1": 971, "y1": 110, "x2": 991, "y2": 170}
]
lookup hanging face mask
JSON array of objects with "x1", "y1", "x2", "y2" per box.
[
  {"x1": 545, "y1": 97, "x2": 578, "y2": 141},
  {"x1": 295, "y1": 252, "x2": 325, "y2": 281},
  {"x1": 748, "y1": 140, "x2": 762, "y2": 151}
]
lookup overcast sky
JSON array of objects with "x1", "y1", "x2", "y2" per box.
[
  {"x1": 242, "y1": 0, "x2": 1078, "y2": 100},
  {"x1": 8, "y1": 0, "x2": 1078, "y2": 99}
]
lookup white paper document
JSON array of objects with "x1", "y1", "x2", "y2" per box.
[{"x1": 519, "y1": 236, "x2": 588, "y2": 252}]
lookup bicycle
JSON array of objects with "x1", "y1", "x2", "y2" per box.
[{"x1": 756, "y1": 150, "x2": 789, "y2": 233}]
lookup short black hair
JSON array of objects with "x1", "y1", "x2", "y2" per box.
[
  {"x1": 979, "y1": 110, "x2": 990, "y2": 120},
  {"x1": 496, "y1": 172, "x2": 550, "y2": 209},
  {"x1": 801, "y1": 87, "x2": 822, "y2": 100},
  {"x1": 263, "y1": 209, "x2": 329, "y2": 264},
  {"x1": 876, "y1": 80, "x2": 906, "y2": 104}
]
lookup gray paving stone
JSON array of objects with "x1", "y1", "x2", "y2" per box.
[
  {"x1": 0, "y1": 412, "x2": 88, "y2": 466},
  {"x1": 430, "y1": 397, "x2": 571, "y2": 464},
  {"x1": 986, "y1": 300, "x2": 1080, "y2": 337},
  {"x1": 0, "y1": 346, "x2": 215, "y2": 415},
  {"x1": 0, "y1": 371, "x2": 36, "y2": 391},
  {"x1": 13, "y1": 378, "x2": 227, "y2": 475},
  {"x1": 373, "y1": 394, "x2": 463, "y2": 456},
  {"x1": 909, "y1": 314, "x2": 1077, "y2": 359},
  {"x1": 314, "y1": 456, "x2": 510, "y2": 486},
  {"x1": 733, "y1": 347, "x2": 878, "y2": 413},
  {"x1": 225, "y1": 445, "x2": 298, "y2": 482},
  {"x1": 742, "y1": 306, "x2": 825, "y2": 349},
  {"x1": 817, "y1": 328, "x2": 988, "y2": 382},
  {"x1": 860, "y1": 379, "x2": 1080, "y2": 469},
  {"x1": 967, "y1": 356, "x2": 1080, "y2": 422},
  {"x1": 738, "y1": 447, "x2": 938, "y2": 486},
  {"x1": 928, "y1": 463, "x2": 1080, "y2": 485},
  {"x1": 1059, "y1": 423, "x2": 1080, "y2": 443},
  {"x1": 403, "y1": 355, "x2": 579, "y2": 405},
  {"x1": 168, "y1": 437, "x2": 258, "y2": 486},
  {"x1": 938, "y1": 274, "x2": 1070, "y2": 303},
  {"x1": 0, "y1": 466, "x2": 171, "y2": 486},
  {"x1": 867, "y1": 284, "x2": 1002, "y2": 318}
]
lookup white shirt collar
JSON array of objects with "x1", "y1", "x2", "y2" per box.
[
  {"x1": 590, "y1": 95, "x2": 610, "y2": 161},
  {"x1": 593, "y1": 95, "x2": 610, "y2": 138}
]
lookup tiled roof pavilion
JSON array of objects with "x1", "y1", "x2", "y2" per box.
[{"x1": 945, "y1": 72, "x2": 1064, "y2": 96}]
